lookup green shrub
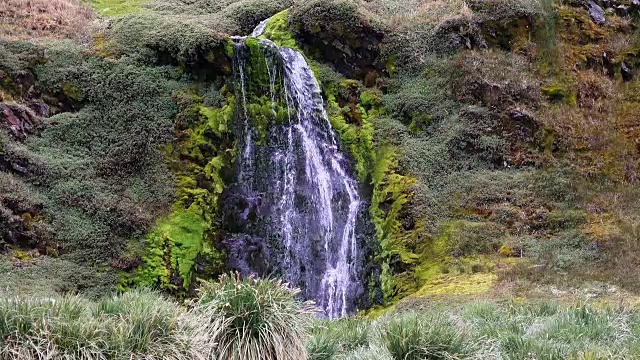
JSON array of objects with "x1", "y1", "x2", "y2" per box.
[
  {"x1": 107, "y1": 13, "x2": 227, "y2": 65},
  {"x1": 147, "y1": 0, "x2": 294, "y2": 35},
  {"x1": 189, "y1": 273, "x2": 316, "y2": 360},
  {"x1": 0, "y1": 257, "x2": 118, "y2": 299},
  {"x1": 290, "y1": 0, "x2": 385, "y2": 40},
  {"x1": 530, "y1": 230, "x2": 600, "y2": 270}
]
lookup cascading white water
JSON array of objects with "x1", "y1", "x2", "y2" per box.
[
  {"x1": 278, "y1": 48, "x2": 362, "y2": 318},
  {"x1": 228, "y1": 20, "x2": 365, "y2": 319}
]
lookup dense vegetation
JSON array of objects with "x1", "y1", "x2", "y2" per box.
[
  {"x1": 3, "y1": 277, "x2": 640, "y2": 359},
  {"x1": 3, "y1": 0, "x2": 640, "y2": 357}
]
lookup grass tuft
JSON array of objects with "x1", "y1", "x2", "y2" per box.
[{"x1": 189, "y1": 273, "x2": 316, "y2": 360}]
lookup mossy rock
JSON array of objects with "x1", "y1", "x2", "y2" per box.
[{"x1": 289, "y1": 0, "x2": 386, "y2": 79}]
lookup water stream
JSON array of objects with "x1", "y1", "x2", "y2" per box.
[{"x1": 225, "y1": 20, "x2": 366, "y2": 318}]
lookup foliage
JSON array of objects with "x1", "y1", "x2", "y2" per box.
[
  {"x1": 132, "y1": 90, "x2": 236, "y2": 294},
  {"x1": 0, "y1": 289, "x2": 189, "y2": 359},
  {"x1": 0, "y1": 257, "x2": 117, "y2": 299},
  {"x1": 306, "y1": 301, "x2": 640, "y2": 359},
  {"x1": 147, "y1": 0, "x2": 294, "y2": 35},
  {"x1": 84, "y1": 0, "x2": 148, "y2": 16},
  {"x1": 0, "y1": 39, "x2": 184, "y2": 295},
  {"x1": 189, "y1": 273, "x2": 316, "y2": 360},
  {"x1": 107, "y1": 13, "x2": 229, "y2": 66},
  {"x1": 289, "y1": 0, "x2": 385, "y2": 39}
]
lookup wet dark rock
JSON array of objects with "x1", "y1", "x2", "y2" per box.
[
  {"x1": 26, "y1": 100, "x2": 50, "y2": 118},
  {"x1": 0, "y1": 103, "x2": 41, "y2": 141},
  {"x1": 621, "y1": 61, "x2": 633, "y2": 82},
  {"x1": 289, "y1": 1, "x2": 386, "y2": 80},
  {"x1": 220, "y1": 185, "x2": 261, "y2": 232},
  {"x1": 587, "y1": 1, "x2": 606, "y2": 25},
  {"x1": 222, "y1": 234, "x2": 272, "y2": 277},
  {"x1": 603, "y1": 52, "x2": 616, "y2": 78}
]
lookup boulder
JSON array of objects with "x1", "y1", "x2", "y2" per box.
[{"x1": 587, "y1": 1, "x2": 606, "y2": 25}]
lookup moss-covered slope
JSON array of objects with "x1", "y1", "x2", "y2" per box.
[{"x1": 2, "y1": 0, "x2": 640, "y2": 312}]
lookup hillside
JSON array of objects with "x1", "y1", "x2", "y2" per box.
[{"x1": 2, "y1": 0, "x2": 640, "y2": 357}]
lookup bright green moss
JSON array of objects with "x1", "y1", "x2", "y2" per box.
[
  {"x1": 541, "y1": 82, "x2": 577, "y2": 106},
  {"x1": 130, "y1": 93, "x2": 236, "y2": 294},
  {"x1": 244, "y1": 38, "x2": 271, "y2": 89},
  {"x1": 137, "y1": 205, "x2": 208, "y2": 290},
  {"x1": 320, "y1": 74, "x2": 417, "y2": 305},
  {"x1": 262, "y1": 10, "x2": 299, "y2": 50},
  {"x1": 225, "y1": 38, "x2": 235, "y2": 58},
  {"x1": 61, "y1": 81, "x2": 83, "y2": 101},
  {"x1": 326, "y1": 88, "x2": 375, "y2": 183}
]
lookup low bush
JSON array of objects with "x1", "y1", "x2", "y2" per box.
[
  {"x1": 147, "y1": 0, "x2": 294, "y2": 34},
  {"x1": 107, "y1": 13, "x2": 227, "y2": 65}
]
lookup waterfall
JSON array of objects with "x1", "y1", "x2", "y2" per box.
[{"x1": 225, "y1": 20, "x2": 367, "y2": 318}]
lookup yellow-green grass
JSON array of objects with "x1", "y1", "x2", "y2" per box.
[{"x1": 84, "y1": 0, "x2": 148, "y2": 16}]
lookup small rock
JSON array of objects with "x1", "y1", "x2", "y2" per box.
[
  {"x1": 509, "y1": 109, "x2": 533, "y2": 123},
  {"x1": 603, "y1": 52, "x2": 615, "y2": 77},
  {"x1": 587, "y1": 1, "x2": 606, "y2": 25},
  {"x1": 27, "y1": 100, "x2": 49, "y2": 118},
  {"x1": 11, "y1": 162, "x2": 28, "y2": 175},
  {"x1": 621, "y1": 61, "x2": 633, "y2": 82},
  {"x1": 616, "y1": 4, "x2": 630, "y2": 17}
]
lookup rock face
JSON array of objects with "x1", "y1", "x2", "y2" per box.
[{"x1": 289, "y1": 0, "x2": 386, "y2": 80}]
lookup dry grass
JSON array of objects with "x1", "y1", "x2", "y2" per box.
[
  {"x1": 0, "y1": 0, "x2": 95, "y2": 41},
  {"x1": 362, "y1": 0, "x2": 464, "y2": 29}
]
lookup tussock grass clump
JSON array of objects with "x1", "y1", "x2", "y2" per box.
[
  {"x1": 189, "y1": 273, "x2": 316, "y2": 360},
  {"x1": 375, "y1": 312, "x2": 469, "y2": 360},
  {"x1": 0, "y1": 289, "x2": 189, "y2": 359},
  {"x1": 0, "y1": 274, "x2": 315, "y2": 359},
  {"x1": 307, "y1": 317, "x2": 371, "y2": 360},
  {"x1": 306, "y1": 301, "x2": 640, "y2": 359}
]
